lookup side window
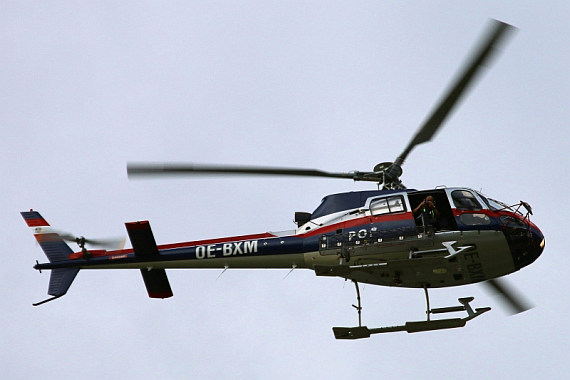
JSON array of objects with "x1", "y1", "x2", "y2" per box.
[
  {"x1": 370, "y1": 198, "x2": 389, "y2": 215},
  {"x1": 370, "y1": 196, "x2": 406, "y2": 216},
  {"x1": 388, "y1": 197, "x2": 405, "y2": 213},
  {"x1": 451, "y1": 190, "x2": 482, "y2": 211}
]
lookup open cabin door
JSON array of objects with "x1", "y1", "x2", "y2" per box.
[{"x1": 408, "y1": 189, "x2": 457, "y2": 232}]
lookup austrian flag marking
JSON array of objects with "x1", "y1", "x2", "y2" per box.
[{"x1": 21, "y1": 211, "x2": 50, "y2": 227}]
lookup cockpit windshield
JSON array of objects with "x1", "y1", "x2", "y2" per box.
[
  {"x1": 476, "y1": 192, "x2": 518, "y2": 214},
  {"x1": 487, "y1": 198, "x2": 508, "y2": 211}
]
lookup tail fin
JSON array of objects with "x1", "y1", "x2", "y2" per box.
[{"x1": 21, "y1": 211, "x2": 80, "y2": 305}]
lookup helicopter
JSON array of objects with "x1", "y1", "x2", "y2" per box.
[{"x1": 23, "y1": 20, "x2": 545, "y2": 339}]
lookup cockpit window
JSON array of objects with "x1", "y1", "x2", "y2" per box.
[{"x1": 451, "y1": 190, "x2": 482, "y2": 211}]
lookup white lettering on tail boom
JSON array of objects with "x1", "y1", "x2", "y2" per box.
[{"x1": 195, "y1": 240, "x2": 258, "y2": 260}]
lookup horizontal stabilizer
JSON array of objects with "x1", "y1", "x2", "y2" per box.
[
  {"x1": 126, "y1": 221, "x2": 160, "y2": 257},
  {"x1": 126, "y1": 221, "x2": 173, "y2": 299},
  {"x1": 140, "y1": 268, "x2": 173, "y2": 298}
]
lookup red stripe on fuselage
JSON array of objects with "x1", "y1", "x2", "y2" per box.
[
  {"x1": 301, "y1": 212, "x2": 415, "y2": 238},
  {"x1": 74, "y1": 214, "x2": 414, "y2": 260},
  {"x1": 92, "y1": 232, "x2": 278, "y2": 258},
  {"x1": 157, "y1": 232, "x2": 276, "y2": 250}
]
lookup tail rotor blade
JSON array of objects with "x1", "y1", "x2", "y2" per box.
[
  {"x1": 58, "y1": 231, "x2": 125, "y2": 250},
  {"x1": 83, "y1": 236, "x2": 126, "y2": 250}
]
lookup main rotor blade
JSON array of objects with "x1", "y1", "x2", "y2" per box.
[
  {"x1": 395, "y1": 19, "x2": 515, "y2": 166},
  {"x1": 127, "y1": 162, "x2": 381, "y2": 182},
  {"x1": 484, "y1": 278, "x2": 533, "y2": 315}
]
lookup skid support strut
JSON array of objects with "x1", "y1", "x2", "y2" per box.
[
  {"x1": 424, "y1": 286, "x2": 431, "y2": 321},
  {"x1": 352, "y1": 281, "x2": 363, "y2": 327}
]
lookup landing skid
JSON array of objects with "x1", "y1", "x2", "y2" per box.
[{"x1": 333, "y1": 282, "x2": 491, "y2": 339}]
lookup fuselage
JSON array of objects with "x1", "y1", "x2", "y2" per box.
[{"x1": 36, "y1": 187, "x2": 545, "y2": 289}]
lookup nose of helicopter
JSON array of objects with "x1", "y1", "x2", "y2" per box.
[{"x1": 509, "y1": 225, "x2": 545, "y2": 271}]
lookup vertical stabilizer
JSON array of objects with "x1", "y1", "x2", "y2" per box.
[{"x1": 21, "y1": 211, "x2": 80, "y2": 305}]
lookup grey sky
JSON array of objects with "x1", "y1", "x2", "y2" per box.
[{"x1": 2, "y1": 2, "x2": 568, "y2": 379}]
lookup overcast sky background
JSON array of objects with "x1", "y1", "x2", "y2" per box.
[{"x1": 2, "y1": 2, "x2": 569, "y2": 379}]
